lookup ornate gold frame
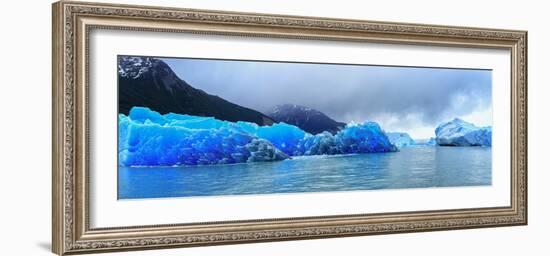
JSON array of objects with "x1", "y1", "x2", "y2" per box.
[{"x1": 52, "y1": 1, "x2": 527, "y2": 255}]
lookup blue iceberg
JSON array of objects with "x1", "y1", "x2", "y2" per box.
[
  {"x1": 334, "y1": 122, "x2": 397, "y2": 154},
  {"x1": 435, "y1": 118, "x2": 492, "y2": 146},
  {"x1": 118, "y1": 109, "x2": 288, "y2": 166},
  {"x1": 119, "y1": 107, "x2": 397, "y2": 166},
  {"x1": 386, "y1": 132, "x2": 416, "y2": 148}
]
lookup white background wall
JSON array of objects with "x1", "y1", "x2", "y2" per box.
[{"x1": 0, "y1": 0, "x2": 548, "y2": 255}]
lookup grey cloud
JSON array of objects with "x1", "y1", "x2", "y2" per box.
[{"x1": 162, "y1": 57, "x2": 492, "y2": 136}]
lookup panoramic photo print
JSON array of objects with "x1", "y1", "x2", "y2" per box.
[{"x1": 117, "y1": 56, "x2": 493, "y2": 199}]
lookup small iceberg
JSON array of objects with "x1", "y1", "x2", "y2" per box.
[
  {"x1": 386, "y1": 132, "x2": 416, "y2": 148},
  {"x1": 414, "y1": 137, "x2": 436, "y2": 146},
  {"x1": 435, "y1": 118, "x2": 492, "y2": 146}
]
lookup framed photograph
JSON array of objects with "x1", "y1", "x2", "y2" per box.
[{"x1": 52, "y1": 1, "x2": 527, "y2": 255}]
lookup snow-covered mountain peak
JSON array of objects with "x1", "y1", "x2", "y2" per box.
[{"x1": 118, "y1": 56, "x2": 159, "y2": 79}]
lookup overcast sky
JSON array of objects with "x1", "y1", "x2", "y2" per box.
[{"x1": 161, "y1": 57, "x2": 492, "y2": 139}]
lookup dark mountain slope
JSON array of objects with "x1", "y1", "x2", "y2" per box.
[
  {"x1": 118, "y1": 56, "x2": 275, "y2": 126},
  {"x1": 266, "y1": 104, "x2": 346, "y2": 134}
]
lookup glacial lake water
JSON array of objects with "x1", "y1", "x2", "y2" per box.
[{"x1": 118, "y1": 146, "x2": 491, "y2": 199}]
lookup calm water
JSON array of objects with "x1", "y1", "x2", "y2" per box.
[{"x1": 118, "y1": 146, "x2": 491, "y2": 199}]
